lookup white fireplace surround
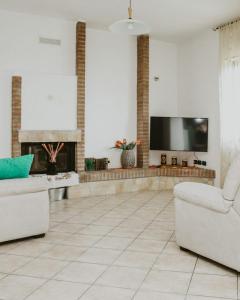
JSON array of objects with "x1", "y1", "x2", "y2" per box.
[{"x1": 18, "y1": 130, "x2": 81, "y2": 143}]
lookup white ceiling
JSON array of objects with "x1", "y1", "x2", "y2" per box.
[{"x1": 0, "y1": 0, "x2": 240, "y2": 42}]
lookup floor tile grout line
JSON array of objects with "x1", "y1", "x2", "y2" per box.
[
  {"x1": 1, "y1": 247, "x2": 57, "y2": 300},
  {"x1": 22, "y1": 255, "x2": 82, "y2": 300},
  {"x1": 21, "y1": 229, "x2": 105, "y2": 298},
  {"x1": 184, "y1": 255, "x2": 199, "y2": 300},
  {"x1": 15, "y1": 195, "x2": 109, "y2": 300},
  {"x1": 50, "y1": 194, "x2": 122, "y2": 242},
  {"x1": 186, "y1": 293, "x2": 236, "y2": 300},
  {"x1": 72, "y1": 193, "x2": 161, "y2": 299},
  {"x1": 54, "y1": 195, "x2": 163, "y2": 229},
  {"x1": 22, "y1": 191, "x2": 152, "y2": 300},
  {"x1": 50, "y1": 198, "x2": 108, "y2": 225},
  {"x1": 0, "y1": 191, "x2": 173, "y2": 299},
  {"x1": 39, "y1": 192, "x2": 149, "y2": 252},
  {"x1": 5, "y1": 196, "x2": 169, "y2": 258},
  {"x1": 3, "y1": 260, "x2": 238, "y2": 278},
  {"x1": 1, "y1": 191, "x2": 238, "y2": 299},
  {"x1": 129, "y1": 197, "x2": 175, "y2": 299},
  {"x1": 21, "y1": 193, "x2": 116, "y2": 300},
  {"x1": 0, "y1": 241, "x2": 57, "y2": 277},
  {"x1": 63, "y1": 193, "x2": 139, "y2": 227},
  {"x1": 75, "y1": 191, "x2": 161, "y2": 299},
  {"x1": 0, "y1": 240, "x2": 58, "y2": 259},
  {"x1": 130, "y1": 236, "x2": 172, "y2": 299},
  {"x1": 122, "y1": 196, "x2": 174, "y2": 251},
  {"x1": 20, "y1": 240, "x2": 84, "y2": 300}
]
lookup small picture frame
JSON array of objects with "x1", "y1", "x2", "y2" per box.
[
  {"x1": 182, "y1": 160, "x2": 188, "y2": 168},
  {"x1": 161, "y1": 154, "x2": 167, "y2": 165}
]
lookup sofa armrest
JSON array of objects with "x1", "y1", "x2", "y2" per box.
[
  {"x1": 174, "y1": 182, "x2": 232, "y2": 213},
  {"x1": 0, "y1": 177, "x2": 49, "y2": 197}
]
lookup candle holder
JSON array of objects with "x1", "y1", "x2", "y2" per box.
[
  {"x1": 172, "y1": 156, "x2": 178, "y2": 167},
  {"x1": 161, "y1": 154, "x2": 167, "y2": 166}
]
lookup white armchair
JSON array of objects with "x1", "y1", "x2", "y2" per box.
[{"x1": 174, "y1": 155, "x2": 240, "y2": 272}]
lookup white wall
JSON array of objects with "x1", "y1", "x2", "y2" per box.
[
  {"x1": 0, "y1": 10, "x2": 75, "y2": 75},
  {"x1": 0, "y1": 10, "x2": 139, "y2": 168},
  {"x1": 178, "y1": 30, "x2": 221, "y2": 185},
  {"x1": 149, "y1": 39, "x2": 178, "y2": 165},
  {"x1": 85, "y1": 35, "x2": 179, "y2": 168},
  {"x1": 85, "y1": 29, "x2": 137, "y2": 168},
  {"x1": 0, "y1": 10, "x2": 76, "y2": 158},
  {"x1": 22, "y1": 75, "x2": 77, "y2": 130},
  {"x1": 0, "y1": 9, "x2": 221, "y2": 179},
  {"x1": 0, "y1": 74, "x2": 12, "y2": 157}
]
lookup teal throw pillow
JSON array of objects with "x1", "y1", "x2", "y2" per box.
[{"x1": 0, "y1": 155, "x2": 34, "y2": 180}]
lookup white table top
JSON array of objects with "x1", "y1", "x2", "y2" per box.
[{"x1": 31, "y1": 172, "x2": 79, "y2": 189}]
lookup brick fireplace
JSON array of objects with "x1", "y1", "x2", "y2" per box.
[
  {"x1": 21, "y1": 142, "x2": 76, "y2": 174},
  {"x1": 11, "y1": 75, "x2": 82, "y2": 173},
  {"x1": 18, "y1": 130, "x2": 81, "y2": 174}
]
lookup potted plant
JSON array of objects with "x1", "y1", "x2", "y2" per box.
[
  {"x1": 113, "y1": 139, "x2": 140, "y2": 169},
  {"x1": 42, "y1": 142, "x2": 64, "y2": 175}
]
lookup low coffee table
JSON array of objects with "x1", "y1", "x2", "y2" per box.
[{"x1": 31, "y1": 172, "x2": 79, "y2": 201}]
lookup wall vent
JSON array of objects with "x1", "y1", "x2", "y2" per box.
[{"x1": 39, "y1": 37, "x2": 61, "y2": 46}]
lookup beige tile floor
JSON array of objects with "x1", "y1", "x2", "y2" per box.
[{"x1": 0, "y1": 190, "x2": 239, "y2": 300}]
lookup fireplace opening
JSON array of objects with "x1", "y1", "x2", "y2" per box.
[{"x1": 21, "y1": 142, "x2": 76, "y2": 174}]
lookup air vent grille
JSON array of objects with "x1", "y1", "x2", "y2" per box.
[{"x1": 39, "y1": 37, "x2": 61, "y2": 46}]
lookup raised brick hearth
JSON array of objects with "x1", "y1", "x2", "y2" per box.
[
  {"x1": 79, "y1": 166, "x2": 215, "y2": 183},
  {"x1": 68, "y1": 166, "x2": 215, "y2": 198}
]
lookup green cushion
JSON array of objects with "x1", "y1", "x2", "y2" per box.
[{"x1": 0, "y1": 155, "x2": 34, "y2": 180}]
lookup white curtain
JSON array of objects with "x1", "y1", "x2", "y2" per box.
[{"x1": 220, "y1": 22, "x2": 240, "y2": 185}]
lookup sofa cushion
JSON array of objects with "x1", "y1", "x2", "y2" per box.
[
  {"x1": 0, "y1": 177, "x2": 49, "y2": 197},
  {"x1": 174, "y1": 182, "x2": 232, "y2": 213},
  {"x1": 223, "y1": 154, "x2": 240, "y2": 201},
  {"x1": 0, "y1": 155, "x2": 34, "y2": 180}
]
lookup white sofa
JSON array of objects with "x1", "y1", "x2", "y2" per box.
[
  {"x1": 174, "y1": 155, "x2": 240, "y2": 272},
  {"x1": 0, "y1": 177, "x2": 49, "y2": 243}
]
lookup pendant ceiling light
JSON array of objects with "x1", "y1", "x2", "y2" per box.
[{"x1": 109, "y1": 0, "x2": 150, "y2": 35}]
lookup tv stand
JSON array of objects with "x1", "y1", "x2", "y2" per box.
[{"x1": 149, "y1": 164, "x2": 202, "y2": 170}]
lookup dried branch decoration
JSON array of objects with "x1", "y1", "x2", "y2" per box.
[{"x1": 42, "y1": 142, "x2": 64, "y2": 163}]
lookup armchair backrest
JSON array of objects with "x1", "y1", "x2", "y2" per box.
[{"x1": 223, "y1": 154, "x2": 240, "y2": 202}]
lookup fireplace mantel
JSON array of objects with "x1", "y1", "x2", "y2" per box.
[{"x1": 18, "y1": 130, "x2": 81, "y2": 143}]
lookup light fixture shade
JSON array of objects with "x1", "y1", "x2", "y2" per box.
[{"x1": 109, "y1": 19, "x2": 150, "y2": 35}]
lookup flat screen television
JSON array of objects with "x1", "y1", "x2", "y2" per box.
[{"x1": 150, "y1": 117, "x2": 208, "y2": 152}]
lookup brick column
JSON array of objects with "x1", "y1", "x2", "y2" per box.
[
  {"x1": 76, "y1": 22, "x2": 86, "y2": 171},
  {"x1": 137, "y1": 35, "x2": 149, "y2": 168},
  {"x1": 12, "y1": 76, "x2": 22, "y2": 157}
]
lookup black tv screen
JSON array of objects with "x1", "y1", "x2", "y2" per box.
[{"x1": 150, "y1": 117, "x2": 208, "y2": 152}]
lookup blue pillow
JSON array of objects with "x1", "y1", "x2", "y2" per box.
[{"x1": 0, "y1": 155, "x2": 34, "y2": 180}]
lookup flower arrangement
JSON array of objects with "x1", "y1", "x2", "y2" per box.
[
  {"x1": 42, "y1": 142, "x2": 64, "y2": 163},
  {"x1": 113, "y1": 139, "x2": 140, "y2": 150}
]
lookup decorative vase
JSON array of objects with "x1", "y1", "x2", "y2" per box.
[
  {"x1": 182, "y1": 160, "x2": 188, "y2": 168},
  {"x1": 121, "y1": 150, "x2": 135, "y2": 169},
  {"x1": 47, "y1": 162, "x2": 57, "y2": 175}
]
